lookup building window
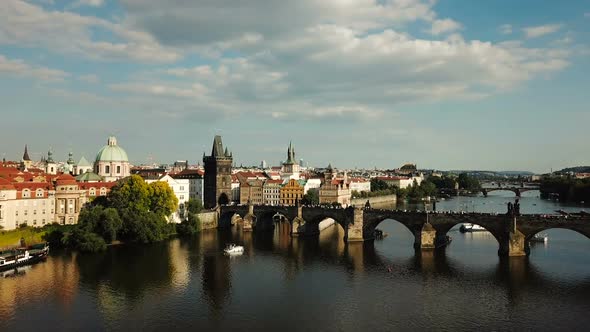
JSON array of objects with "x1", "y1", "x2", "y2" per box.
[
  {"x1": 36, "y1": 189, "x2": 44, "y2": 197},
  {"x1": 22, "y1": 189, "x2": 31, "y2": 198},
  {"x1": 105, "y1": 165, "x2": 110, "y2": 174},
  {"x1": 117, "y1": 165, "x2": 121, "y2": 174}
]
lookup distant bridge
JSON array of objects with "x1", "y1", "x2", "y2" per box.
[{"x1": 218, "y1": 203, "x2": 589, "y2": 257}]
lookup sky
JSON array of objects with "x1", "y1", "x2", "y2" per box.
[{"x1": 0, "y1": 0, "x2": 589, "y2": 173}]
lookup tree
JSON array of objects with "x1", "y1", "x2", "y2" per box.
[
  {"x1": 371, "y1": 178, "x2": 389, "y2": 191},
  {"x1": 96, "y1": 208, "x2": 122, "y2": 243},
  {"x1": 120, "y1": 210, "x2": 170, "y2": 243},
  {"x1": 429, "y1": 175, "x2": 456, "y2": 189},
  {"x1": 108, "y1": 175, "x2": 151, "y2": 213},
  {"x1": 187, "y1": 199, "x2": 203, "y2": 214},
  {"x1": 177, "y1": 213, "x2": 201, "y2": 236},
  {"x1": 148, "y1": 181, "x2": 178, "y2": 217},
  {"x1": 458, "y1": 173, "x2": 481, "y2": 192},
  {"x1": 302, "y1": 189, "x2": 319, "y2": 205},
  {"x1": 63, "y1": 227, "x2": 107, "y2": 253}
]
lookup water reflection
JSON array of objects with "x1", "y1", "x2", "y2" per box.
[{"x1": 1, "y1": 193, "x2": 590, "y2": 331}]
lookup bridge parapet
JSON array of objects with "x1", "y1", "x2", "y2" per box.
[{"x1": 217, "y1": 205, "x2": 590, "y2": 256}]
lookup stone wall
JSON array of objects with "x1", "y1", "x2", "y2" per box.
[
  {"x1": 351, "y1": 194, "x2": 397, "y2": 207},
  {"x1": 197, "y1": 211, "x2": 218, "y2": 230}
]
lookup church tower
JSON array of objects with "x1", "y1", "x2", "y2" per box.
[
  {"x1": 45, "y1": 148, "x2": 57, "y2": 175},
  {"x1": 281, "y1": 141, "x2": 300, "y2": 180},
  {"x1": 203, "y1": 135, "x2": 233, "y2": 209},
  {"x1": 20, "y1": 145, "x2": 33, "y2": 171}
]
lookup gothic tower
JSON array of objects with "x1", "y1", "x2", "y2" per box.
[
  {"x1": 203, "y1": 135, "x2": 233, "y2": 209},
  {"x1": 20, "y1": 145, "x2": 32, "y2": 171}
]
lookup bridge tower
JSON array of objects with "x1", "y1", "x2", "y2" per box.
[{"x1": 203, "y1": 135, "x2": 233, "y2": 209}]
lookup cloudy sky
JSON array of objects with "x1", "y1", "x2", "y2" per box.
[{"x1": 1, "y1": 0, "x2": 589, "y2": 172}]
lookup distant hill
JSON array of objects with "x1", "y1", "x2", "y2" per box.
[
  {"x1": 447, "y1": 170, "x2": 534, "y2": 176},
  {"x1": 497, "y1": 171, "x2": 535, "y2": 176},
  {"x1": 559, "y1": 166, "x2": 590, "y2": 173}
]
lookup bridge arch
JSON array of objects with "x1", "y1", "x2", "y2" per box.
[
  {"x1": 256, "y1": 210, "x2": 292, "y2": 231},
  {"x1": 305, "y1": 214, "x2": 347, "y2": 236},
  {"x1": 218, "y1": 210, "x2": 244, "y2": 229},
  {"x1": 367, "y1": 217, "x2": 420, "y2": 241},
  {"x1": 525, "y1": 227, "x2": 590, "y2": 242}
]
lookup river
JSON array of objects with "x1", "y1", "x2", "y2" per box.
[{"x1": 1, "y1": 192, "x2": 589, "y2": 331}]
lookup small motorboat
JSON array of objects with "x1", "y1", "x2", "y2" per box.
[
  {"x1": 224, "y1": 243, "x2": 244, "y2": 255},
  {"x1": 459, "y1": 223, "x2": 487, "y2": 233},
  {"x1": 530, "y1": 233, "x2": 548, "y2": 243}
]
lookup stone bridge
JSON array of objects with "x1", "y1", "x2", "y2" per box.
[
  {"x1": 481, "y1": 187, "x2": 540, "y2": 197},
  {"x1": 218, "y1": 204, "x2": 590, "y2": 257}
]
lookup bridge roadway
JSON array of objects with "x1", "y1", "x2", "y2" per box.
[{"x1": 219, "y1": 204, "x2": 590, "y2": 257}]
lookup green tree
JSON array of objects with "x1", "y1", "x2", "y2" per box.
[
  {"x1": 302, "y1": 189, "x2": 319, "y2": 205},
  {"x1": 187, "y1": 199, "x2": 203, "y2": 214},
  {"x1": 177, "y1": 213, "x2": 201, "y2": 236},
  {"x1": 96, "y1": 208, "x2": 123, "y2": 243},
  {"x1": 371, "y1": 178, "x2": 389, "y2": 191},
  {"x1": 62, "y1": 227, "x2": 107, "y2": 253},
  {"x1": 108, "y1": 175, "x2": 151, "y2": 213},
  {"x1": 429, "y1": 175, "x2": 456, "y2": 189},
  {"x1": 458, "y1": 173, "x2": 481, "y2": 192},
  {"x1": 148, "y1": 181, "x2": 179, "y2": 217}
]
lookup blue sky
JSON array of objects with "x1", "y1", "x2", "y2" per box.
[{"x1": 1, "y1": 0, "x2": 589, "y2": 173}]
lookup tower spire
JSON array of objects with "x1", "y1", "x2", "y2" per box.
[{"x1": 23, "y1": 145, "x2": 31, "y2": 161}]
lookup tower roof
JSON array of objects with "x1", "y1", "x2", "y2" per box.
[
  {"x1": 211, "y1": 135, "x2": 224, "y2": 157},
  {"x1": 23, "y1": 145, "x2": 31, "y2": 161},
  {"x1": 95, "y1": 136, "x2": 129, "y2": 163}
]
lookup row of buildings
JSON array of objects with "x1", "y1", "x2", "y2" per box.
[
  {"x1": 0, "y1": 137, "x2": 125, "y2": 231},
  {"x1": 1, "y1": 134, "x2": 422, "y2": 231}
]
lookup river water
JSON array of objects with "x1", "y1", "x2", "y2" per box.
[{"x1": 1, "y1": 192, "x2": 589, "y2": 331}]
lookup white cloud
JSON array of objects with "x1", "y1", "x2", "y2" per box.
[
  {"x1": 78, "y1": 74, "x2": 99, "y2": 83},
  {"x1": 1, "y1": 1, "x2": 572, "y2": 123},
  {"x1": 0, "y1": 0, "x2": 180, "y2": 63},
  {"x1": 585, "y1": 12, "x2": 590, "y2": 18},
  {"x1": 499, "y1": 24, "x2": 512, "y2": 35},
  {"x1": 69, "y1": 0, "x2": 104, "y2": 8},
  {"x1": 429, "y1": 18, "x2": 462, "y2": 35},
  {"x1": 523, "y1": 24, "x2": 562, "y2": 38},
  {"x1": 0, "y1": 54, "x2": 69, "y2": 81}
]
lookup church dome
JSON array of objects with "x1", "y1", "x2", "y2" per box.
[{"x1": 95, "y1": 136, "x2": 129, "y2": 163}]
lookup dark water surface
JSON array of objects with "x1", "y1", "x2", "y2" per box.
[{"x1": 1, "y1": 193, "x2": 589, "y2": 331}]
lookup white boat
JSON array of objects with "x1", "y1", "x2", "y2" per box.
[
  {"x1": 459, "y1": 223, "x2": 487, "y2": 233},
  {"x1": 530, "y1": 233, "x2": 548, "y2": 243},
  {"x1": 224, "y1": 244, "x2": 244, "y2": 254}
]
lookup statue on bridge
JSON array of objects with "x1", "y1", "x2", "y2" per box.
[
  {"x1": 365, "y1": 200, "x2": 371, "y2": 209},
  {"x1": 507, "y1": 199, "x2": 521, "y2": 216}
]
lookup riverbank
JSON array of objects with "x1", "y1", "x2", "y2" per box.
[
  {"x1": 0, "y1": 227, "x2": 46, "y2": 248},
  {"x1": 351, "y1": 194, "x2": 397, "y2": 207}
]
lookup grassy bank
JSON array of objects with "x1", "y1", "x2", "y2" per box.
[{"x1": 0, "y1": 227, "x2": 46, "y2": 248}]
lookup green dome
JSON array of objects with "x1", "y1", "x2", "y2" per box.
[{"x1": 95, "y1": 136, "x2": 129, "y2": 163}]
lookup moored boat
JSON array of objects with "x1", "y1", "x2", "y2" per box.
[
  {"x1": 0, "y1": 243, "x2": 49, "y2": 272},
  {"x1": 530, "y1": 233, "x2": 548, "y2": 243},
  {"x1": 459, "y1": 223, "x2": 487, "y2": 233},
  {"x1": 223, "y1": 243, "x2": 244, "y2": 255}
]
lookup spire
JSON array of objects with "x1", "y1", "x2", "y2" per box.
[
  {"x1": 67, "y1": 151, "x2": 74, "y2": 164},
  {"x1": 211, "y1": 135, "x2": 224, "y2": 157},
  {"x1": 224, "y1": 147, "x2": 230, "y2": 157},
  {"x1": 285, "y1": 141, "x2": 295, "y2": 164},
  {"x1": 47, "y1": 148, "x2": 54, "y2": 163},
  {"x1": 23, "y1": 145, "x2": 31, "y2": 161}
]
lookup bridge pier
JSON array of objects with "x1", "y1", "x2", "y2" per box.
[
  {"x1": 345, "y1": 207, "x2": 365, "y2": 242},
  {"x1": 498, "y1": 217, "x2": 529, "y2": 256},
  {"x1": 415, "y1": 223, "x2": 437, "y2": 250},
  {"x1": 243, "y1": 203, "x2": 255, "y2": 232}
]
